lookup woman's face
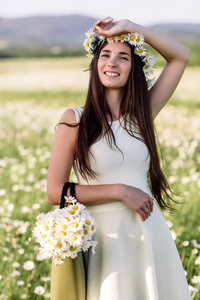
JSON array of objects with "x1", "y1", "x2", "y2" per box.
[{"x1": 97, "y1": 42, "x2": 132, "y2": 90}]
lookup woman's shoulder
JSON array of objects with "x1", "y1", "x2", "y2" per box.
[{"x1": 60, "y1": 107, "x2": 84, "y2": 124}]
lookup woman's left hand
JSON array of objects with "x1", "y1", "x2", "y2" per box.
[{"x1": 92, "y1": 17, "x2": 131, "y2": 38}]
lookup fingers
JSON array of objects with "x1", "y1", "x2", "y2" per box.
[
  {"x1": 140, "y1": 197, "x2": 154, "y2": 221},
  {"x1": 139, "y1": 208, "x2": 151, "y2": 222},
  {"x1": 100, "y1": 16, "x2": 113, "y2": 23},
  {"x1": 149, "y1": 197, "x2": 154, "y2": 212},
  {"x1": 92, "y1": 16, "x2": 113, "y2": 33}
]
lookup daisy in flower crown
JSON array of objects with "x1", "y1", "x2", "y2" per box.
[{"x1": 48, "y1": 16, "x2": 191, "y2": 300}]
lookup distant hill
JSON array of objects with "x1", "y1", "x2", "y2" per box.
[
  {"x1": 0, "y1": 15, "x2": 199, "y2": 54},
  {"x1": 150, "y1": 23, "x2": 200, "y2": 43},
  {"x1": 0, "y1": 15, "x2": 97, "y2": 50}
]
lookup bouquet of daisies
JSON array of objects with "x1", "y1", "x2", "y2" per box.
[{"x1": 32, "y1": 196, "x2": 97, "y2": 265}]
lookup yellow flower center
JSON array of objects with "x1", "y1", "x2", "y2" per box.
[
  {"x1": 70, "y1": 246, "x2": 77, "y2": 251},
  {"x1": 89, "y1": 33, "x2": 93, "y2": 39},
  {"x1": 145, "y1": 65, "x2": 149, "y2": 69},
  {"x1": 84, "y1": 230, "x2": 88, "y2": 235},
  {"x1": 110, "y1": 37, "x2": 115, "y2": 41},
  {"x1": 72, "y1": 222, "x2": 78, "y2": 228},
  {"x1": 60, "y1": 231, "x2": 66, "y2": 236},
  {"x1": 42, "y1": 234, "x2": 47, "y2": 238},
  {"x1": 61, "y1": 224, "x2": 67, "y2": 230},
  {"x1": 56, "y1": 242, "x2": 62, "y2": 248},
  {"x1": 138, "y1": 49, "x2": 143, "y2": 54},
  {"x1": 48, "y1": 240, "x2": 53, "y2": 245},
  {"x1": 136, "y1": 37, "x2": 140, "y2": 42},
  {"x1": 72, "y1": 205, "x2": 78, "y2": 210},
  {"x1": 118, "y1": 36, "x2": 124, "y2": 40},
  {"x1": 71, "y1": 235, "x2": 77, "y2": 241},
  {"x1": 65, "y1": 217, "x2": 70, "y2": 222},
  {"x1": 68, "y1": 210, "x2": 75, "y2": 215},
  {"x1": 43, "y1": 278, "x2": 49, "y2": 282},
  {"x1": 130, "y1": 35, "x2": 135, "y2": 41},
  {"x1": 44, "y1": 220, "x2": 50, "y2": 225},
  {"x1": 86, "y1": 220, "x2": 91, "y2": 225},
  {"x1": 91, "y1": 225, "x2": 95, "y2": 231},
  {"x1": 43, "y1": 225, "x2": 49, "y2": 231},
  {"x1": 86, "y1": 41, "x2": 89, "y2": 47},
  {"x1": 52, "y1": 222, "x2": 57, "y2": 227}
]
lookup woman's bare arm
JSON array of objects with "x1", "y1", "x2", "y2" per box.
[{"x1": 47, "y1": 109, "x2": 153, "y2": 221}]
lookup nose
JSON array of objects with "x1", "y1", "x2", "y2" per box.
[{"x1": 107, "y1": 57, "x2": 118, "y2": 68}]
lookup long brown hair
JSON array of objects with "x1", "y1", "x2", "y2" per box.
[{"x1": 62, "y1": 41, "x2": 174, "y2": 211}]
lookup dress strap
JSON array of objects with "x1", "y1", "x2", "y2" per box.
[{"x1": 70, "y1": 107, "x2": 84, "y2": 123}]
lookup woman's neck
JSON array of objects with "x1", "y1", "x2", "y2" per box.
[{"x1": 105, "y1": 88, "x2": 124, "y2": 120}]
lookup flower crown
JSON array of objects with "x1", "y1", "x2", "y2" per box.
[{"x1": 83, "y1": 29, "x2": 156, "y2": 88}]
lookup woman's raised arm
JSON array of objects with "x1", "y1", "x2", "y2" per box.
[{"x1": 93, "y1": 17, "x2": 191, "y2": 119}]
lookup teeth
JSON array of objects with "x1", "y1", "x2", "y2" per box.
[{"x1": 105, "y1": 72, "x2": 119, "y2": 77}]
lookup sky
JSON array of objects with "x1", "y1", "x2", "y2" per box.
[{"x1": 0, "y1": 0, "x2": 199, "y2": 25}]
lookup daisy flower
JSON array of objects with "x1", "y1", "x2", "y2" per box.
[
  {"x1": 36, "y1": 253, "x2": 45, "y2": 261},
  {"x1": 188, "y1": 285, "x2": 198, "y2": 293},
  {"x1": 53, "y1": 257, "x2": 65, "y2": 265},
  {"x1": 135, "y1": 47, "x2": 147, "y2": 57},
  {"x1": 68, "y1": 231, "x2": 83, "y2": 247},
  {"x1": 194, "y1": 256, "x2": 200, "y2": 265},
  {"x1": 107, "y1": 37, "x2": 116, "y2": 44},
  {"x1": 17, "y1": 280, "x2": 25, "y2": 286},
  {"x1": 23, "y1": 260, "x2": 34, "y2": 271},
  {"x1": 127, "y1": 33, "x2": 137, "y2": 45},
  {"x1": 147, "y1": 78, "x2": 156, "y2": 89},
  {"x1": 86, "y1": 52, "x2": 94, "y2": 60},
  {"x1": 41, "y1": 276, "x2": 51, "y2": 282},
  {"x1": 85, "y1": 29, "x2": 95, "y2": 41},
  {"x1": 12, "y1": 262, "x2": 20, "y2": 268},
  {"x1": 135, "y1": 33, "x2": 145, "y2": 46},
  {"x1": 143, "y1": 64, "x2": 154, "y2": 76},
  {"x1": 0, "y1": 295, "x2": 8, "y2": 300},
  {"x1": 115, "y1": 35, "x2": 125, "y2": 42},
  {"x1": 67, "y1": 245, "x2": 82, "y2": 259},
  {"x1": 83, "y1": 39, "x2": 91, "y2": 52},
  {"x1": 182, "y1": 241, "x2": 189, "y2": 247},
  {"x1": 68, "y1": 220, "x2": 84, "y2": 233},
  {"x1": 143, "y1": 55, "x2": 157, "y2": 66},
  {"x1": 191, "y1": 275, "x2": 200, "y2": 284},
  {"x1": 34, "y1": 286, "x2": 45, "y2": 295}
]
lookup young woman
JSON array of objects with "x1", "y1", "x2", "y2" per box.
[{"x1": 48, "y1": 17, "x2": 191, "y2": 300}]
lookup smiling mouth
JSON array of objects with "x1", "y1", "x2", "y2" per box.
[{"x1": 104, "y1": 71, "x2": 120, "y2": 77}]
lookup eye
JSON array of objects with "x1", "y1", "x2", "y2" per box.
[
  {"x1": 101, "y1": 54, "x2": 109, "y2": 58},
  {"x1": 120, "y1": 56, "x2": 129, "y2": 61}
]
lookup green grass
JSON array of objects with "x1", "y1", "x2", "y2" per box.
[{"x1": 0, "y1": 58, "x2": 200, "y2": 299}]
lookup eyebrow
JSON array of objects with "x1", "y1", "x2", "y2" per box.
[{"x1": 101, "y1": 49, "x2": 130, "y2": 57}]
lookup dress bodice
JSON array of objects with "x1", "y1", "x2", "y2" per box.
[{"x1": 72, "y1": 107, "x2": 152, "y2": 197}]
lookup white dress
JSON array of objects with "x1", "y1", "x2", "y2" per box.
[{"x1": 72, "y1": 107, "x2": 191, "y2": 300}]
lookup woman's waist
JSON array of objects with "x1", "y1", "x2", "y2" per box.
[{"x1": 86, "y1": 200, "x2": 128, "y2": 213}]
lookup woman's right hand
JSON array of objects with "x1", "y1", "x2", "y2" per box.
[
  {"x1": 92, "y1": 17, "x2": 132, "y2": 38},
  {"x1": 119, "y1": 184, "x2": 154, "y2": 221}
]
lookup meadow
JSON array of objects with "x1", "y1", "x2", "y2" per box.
[{"x1": 0, "y1": 57, "x2": 200, "y2": 299}]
